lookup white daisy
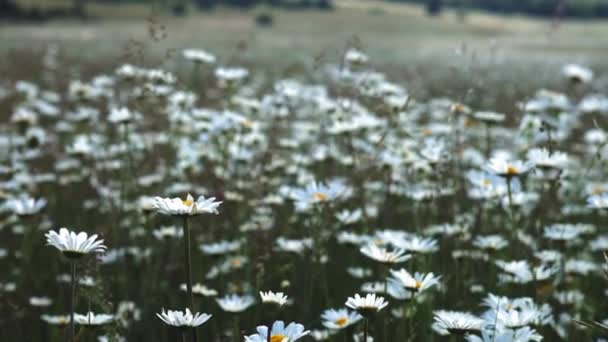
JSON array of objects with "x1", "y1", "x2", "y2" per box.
[
  {"x1": 45, "y1": 228, "x2": 106, "y2": 258},
  {"x1": 156, "y1": 308, "x2": 212, "y2": 328},
  {"x1": 152, "y1": 194, "x2": 222, "y2": 216}
]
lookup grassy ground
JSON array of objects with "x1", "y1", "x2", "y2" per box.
[{"x1": 3, "y1": 0, "x2": 608, "y2": 67}]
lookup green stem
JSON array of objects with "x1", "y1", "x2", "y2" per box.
[
  {"x1": 182, "y1": 216, "x2": 197, "y2": 342},
  {"x1": 69, "y1": 261, "x2": 76, "y2": 342}
]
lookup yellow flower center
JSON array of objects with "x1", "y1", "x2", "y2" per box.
[
  {"x1": 242, "y1": 119, "x2": 254, "y2": 129},
  {"x1": 313, "y1": 192, "x2": 328, "y2": 201},
  {"x1": 335, "y1": 317, "x2": 349, "y2": 327},
  {"x1": 592, "y1": 186, "x2": 603, "y2": 195},
  {"x1": 414, "y1": 280, "x2": 423, "y2": 289},
  {"x1": 482, "y1": 179, "x2": 491, "y2": 187},
  {"x1": 230, "y1": 258, "x2": 242, "y2": 268},
  {"x1": 270, "y1": 335, "x2": 287, "y2": 342},
  {"x1": 506, "y1": 165, "x2": 518, "y2": 175},
  {"x1": 182, "y1": 197, "x2": 194, "y2": 206},
  {"x1": 422, "y1": 128, "x2": 433, "y2": 136},
  {"x1": 464, "y1": 117, "x2": 475, "y2": 128}
]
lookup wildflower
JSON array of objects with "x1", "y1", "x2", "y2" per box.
[
  {"x1": 360, "y1": 244, "x2": 411, "y2": 264},
  {"x1": 6, "y1": 196, "x2": 47, "y2": 216},
  {"x1": 321, "y1": 308, "x2": 362, "y2": 330},
  {"x1": 345, "y1": 293, "x2": 388, "y2": 317},
  {"x1": 588, "y1": 194, "x2": 608, "y2": 209},
  {"x1": 260, "y1": 291, "x2": 289, "y2": 306},
  {"x1": 389, "y1": 269, "x2": 441, "y2": 292},
  {"x1": 183, "y1": 49, "x2": 216, "y2": 64},
  {"x1": 216, "y1": 294, "x2": 255, "y2": 312},
  {"x1": 244, "y1": 321, "x2": 310, "y2": 342},
  {"x1": 156, "y1": 308, "x2": 212, "y2": 328},
  {"x1": 45, "y1": 228, "x2": 106, "y2": 258},
  {"x1": 432, "y1": 310, "x2": 484, "y2": 335},
  {"x1": 485, "y1": 157, "x2": 533, "y2": 178},
  {"x1": 74, "y1": 312, "x2": 114, "y2": 326},
  {"x1": 152, "y1": 194, "x2": 222, "y2": 216}
]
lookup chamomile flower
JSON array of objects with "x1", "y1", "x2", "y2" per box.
[
  {"x1": 587, "y1": 194, "x2": 608, "y2": 209},
  {"x1": 562, "y1": 63, "x2": 593, "y2": 84},
  {"x1": 74, "y1": 312, "x2": 114, "y2": 326},
  {"x1": 41, "y1": 314, "x2": 71, "y2": 325},
  {"x1": 216, "y1": 294, "x2": 255, "y2": 313},
  {"x1": 360, "y1": 244, "x2": 411, "y2": 264},
  {"x1": 6, "y1": 196, "x2": 47, "y2": 216},
  {"x1": 183, "y1": 49, "x2": 216, "y2": 64},
  {"x1": 526, "y1": 148, "x2": 568, "y2": 170},
  {"x1": 321, "y1": 308, "x2": 362, "y2": 330},
  {"x1": 156, "y1": 308, "x2": 212, "y2": 327},
  {"x1": 260, "y1": 291, "x2": 289, "y2": 306},
  {"x1": 432, "y1": 310, "x2": 484, "y2": 335},
  {"x1": 45, "y1": 228, "x2": 106, "y2": 258},
  {"x1": 290, "y1": 180, "x2": 345, "y2": 211},
  {"x1": 485, "y1": 157, "x2": 533, "y2": 178},
  {"x1": 151, "y1": 193, "x2": 222, "y2": 216},
  {"x1": 244, "y1": 321, "x2": 310, "y2": 342},
  {"x1": 389, "y1": 269, "x2": 441, "y2": 292},
  {"x1": 345, "y1": 293, "x2": 389, "y2": 317}
]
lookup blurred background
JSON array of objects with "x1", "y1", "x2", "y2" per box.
[{"x1": 1, "y1": 0, "x2": 608, "y2": 112}]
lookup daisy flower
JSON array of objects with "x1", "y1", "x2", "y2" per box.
[
  {"x1": 260, "y1": 291, "x2": 289, "y2": 307},
  {"x1": 156, "y1": 308, "x2": 212, "y2": 328},
  {"x1": 562, "y1": 63, "x2": 593, "y2": 84},
  {"x1": 244, "y1": 321, "x2": 310, "y2": 342},
  {"x1": 183, "y1": 49, "x2": 216, "y2": 64},
  {"x1": 389, "y1": 269, "x2": 441, "y2": 292},
  {"x1": 74, "y1": 312, "x2": 114, "y2": 326},
  {"x1": 290, "y1": 180, "x2": 345, "y2": 211},
  {"x1": 526, "y1": 148, "x2": 568, "y2": 170},
  {"x1": 45, "y1": 228, "x2": 106, "y2": 259},
  {"x1": 345, "y1": 293, "x2": 389, "y2": 317},
  {"x1": 321, "y1": 308, "x2": 362, "y2": 330},
  {"x1": 360, "y1": 244, "x2": 411, "y2": 264},
  {"x1": 6, "y1": 196, "x2": 47, "y2": 216},
  {"x1": 485, "y1": 157, "x2": 533, "y2": 178},
  {"x1": 216, "y1": 294, "x2": 255, "y2": 313},
  {"x1": 151, "y1": 193, "x2": 222, "y2": 216},
  {"x1": 432, "y1": 310, "x2": 484, "y2": 335},
  {"x1": 588, "y1": 194, "x2": 608, "y2": 209}
]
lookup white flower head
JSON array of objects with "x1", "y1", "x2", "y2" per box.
[
  {"x1": 485, "y1": 157, "x2": 533, "y2": 178},
  {"x1": 259, "y1": 291, "x2": 289, "y2": 307},
  {"x1": 6, "y1": 196, "x2": 47, "y2": 216},
  {"x1": 152, "y1": 194, "x2": 222, "y2": 216},
  {"x1": 244, "y1": 321, "x2": 310, "y2": 342},
  {"x1": 74, "y1": 312, "x2": 114, "y2": 326},
  {"x1": 390, "y1": 269, "x2": 441, "y2": 292},
  {"x1": 360, "y1": 244, "x2": 411, "y2": 264},
  {"x1": 345, "y1": 293, "x2": 388, "y2": 317},
  {"x1": 156, "y1": 308, "x2": 212, "y2": 328},
  {"x1": 216, "y1": 294, "x2": 255, "y2": 313},
  {"x1": 321, "y1": 308, "x2": 362, "y2": 330},
  {"x1": 45, "y1": 228, "x2": 106, "y2": 259}
]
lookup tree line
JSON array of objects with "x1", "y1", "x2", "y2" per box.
[{"x1": 397, "y1": 0, "x2": 608, "y2": 18}]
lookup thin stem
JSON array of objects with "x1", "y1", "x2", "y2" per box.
[
  {"x1": 182, "y1": 330, "x2": 187, "y2": 342},
  {"x1": 182, "y1": 216, "x2": 197, "y2": 342},
  {"x1": 506, "y1": 177, "x2": 514, "y2": 223},
  {"x1": 69, "y1": 261, "x2": 76, "y2": 342},
  {"x1": 363, "y1": 318, "x2": 369, "y2": 342},
  {"x1": 233, "y1": 315, "x2": 240, "y2": 342}
]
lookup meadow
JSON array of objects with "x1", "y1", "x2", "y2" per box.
[{"x1": 1, "y1": 1, "x2": 608, "y2": 341}]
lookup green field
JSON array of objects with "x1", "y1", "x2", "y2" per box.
[{"x1": 3, "y1": 0, "x2": 608, "y2": 66}]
